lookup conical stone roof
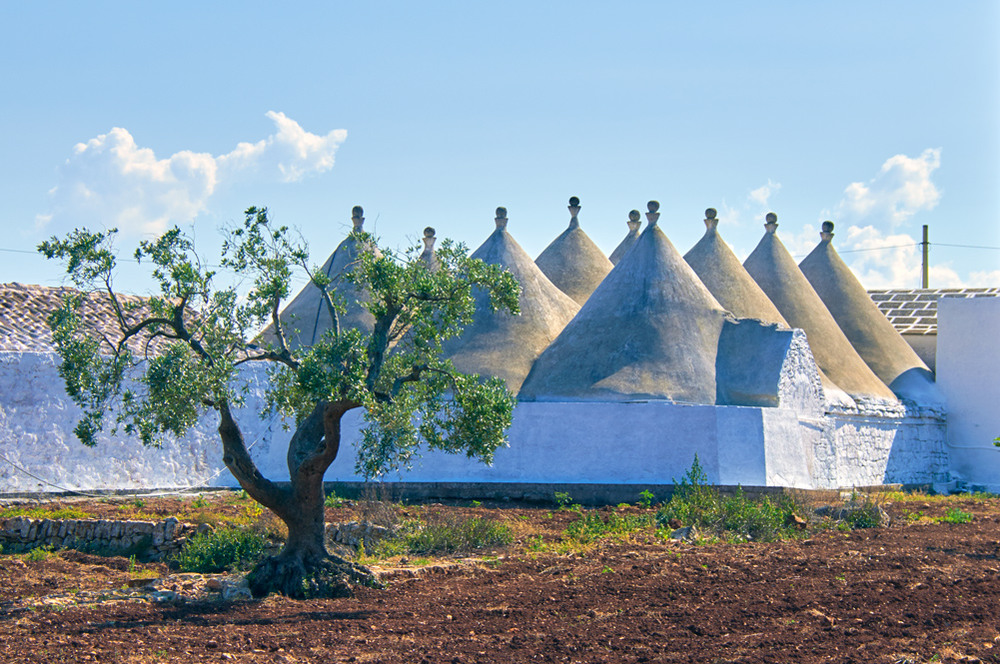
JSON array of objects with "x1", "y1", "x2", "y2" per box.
[
  {"x1": 519, "y1": 201, "x2": 729, "y2": 403},
  {"x1": 609, "y1": 209, "x2": 643, "y2": 265},
  {"x1": 684, "y1": 208, "x2": 788, "y2": 324},
  {"x1": 534, "y1": 197, "x2": 613, "y2": 306},
  {"x1": 799, "y1": 222, "x2": 938, "y2": 402},
  {"x1": 260, "y1": 206, "x2": 376, "y2": 350},
  {"x1": 743, "y1": 213, "x2": 896, "y2": 401},
  {"x1": 442, "y1": 208, "x2": 580, "y2": 393},
  {"x1": 684, "y1": 209, "x2": 853, "y2": 405}
]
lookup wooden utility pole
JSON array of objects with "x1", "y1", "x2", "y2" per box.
[{"x1": 921, "y1": 224, "x2": 929, "y2": 288}]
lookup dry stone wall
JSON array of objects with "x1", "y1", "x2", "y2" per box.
[{"x1": 0, "y1": 515, "x2": 198, "y2": 560}]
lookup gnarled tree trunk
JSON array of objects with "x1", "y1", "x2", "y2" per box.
[{"x1": 217, "y1": 399, "x2": 376, "y2": 598}]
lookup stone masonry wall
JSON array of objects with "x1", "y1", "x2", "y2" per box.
[{"x1": 0, "y1": 516, "x2": 198, "y2": 560}]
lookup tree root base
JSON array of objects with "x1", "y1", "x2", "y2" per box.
[{"x1": 246, "y1": 551, "x2": 381, "y2": 599}]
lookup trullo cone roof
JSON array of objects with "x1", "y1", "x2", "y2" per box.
[
  {"x1": 684, "y1": 209, "x2": 788, "y2": 324},
  {"x1": 442, "y1": 208, "x2": 580, "y2": 393},
  {"x1": 609, "y1": 209, "x2": 643, "y2": 265},
  {"x1": 259, "y1": 206, "x2": 376, "y2": 350},
  {"x1": 743, "y1": 214, "x2": 896, "y2": 401},
  {"x1": 799, "y1": 222, "x2": 938, "y2": 402},
  {"x1": 519, "y1": 202, "x2": 728, "y2": 403},
  {"x1": 684, "y1": 209, "x2": 853, "y2": 405},
  {"x1": 534, "y1": 197, "x2": 613, "y2": 306}
]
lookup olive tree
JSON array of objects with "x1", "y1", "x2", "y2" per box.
[{"x1": 39, "y1": 206, "x2": 519, "y2": 598}]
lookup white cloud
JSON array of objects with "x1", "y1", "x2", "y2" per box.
[
  {"x1": 837, "y1": 148, "x2": 942, "y2": 227},
  {"x1": 38, "y1": 113, "x2": 346, "y2": 237},
  {"x1": 749, "y1": 179, "x2": 781, "y2": 208},
  {"x1": 217, "y1": 111, "x2": 347, "y2": 183},
  {"x1": 838, "y1": 224, "x2": 967, "y2": 289}
]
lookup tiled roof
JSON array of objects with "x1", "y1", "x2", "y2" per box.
[
  {"x1": 867, "y1": 287, "x2": 1000, "y2": 335},
  {"x1": 0, "y1": 282, "x2": 171, "y2": 354}
]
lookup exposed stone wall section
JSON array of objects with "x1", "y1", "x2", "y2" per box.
[{"x1": 0, "y1": 516, "x2": 195, "y2": 560}]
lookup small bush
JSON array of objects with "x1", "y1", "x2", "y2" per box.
[
  {"x1": 324, "y1": 491, "x2": 345, "y2": 508},
  {"x1": 24, "y1": 545, "x2": 56, "y2": 562},
  {"x1": 655, "y1": 457, "x2": 805, "y2": 542},
  {"x1": 171, "y1": 526, "x2": 268, "y2": 573},
  {"x1": 941, "y1": 507, "x2": 973, "y2": 524}
]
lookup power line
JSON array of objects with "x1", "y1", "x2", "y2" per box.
[{"x1": 933, "y1": 242, "x2": 1000, "y2": 251}]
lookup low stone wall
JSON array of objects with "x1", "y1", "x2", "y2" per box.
[{"x1": 0, "y1": 515, "x2": 197, "y2": 560}]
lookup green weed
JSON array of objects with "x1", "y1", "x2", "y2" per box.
[
  {"x1": 940, "y1": 507, "x2": 973, "y2": 524},
  {"x1": 170, "y1": 526, "x2": 268, "y2": 573},
  {"x1": 638, "y1": 489, "x2": 655, "y2": 508},
  {"x1": 655, "y1": 457, "x2": 804, "y2": 542},
  {"x1": 24, "y1": 545, "x2": 56, "y2": 562}
]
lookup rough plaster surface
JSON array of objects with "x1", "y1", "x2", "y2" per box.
[{"x1": 937, "y1": 297, "x2": 1000, "y2": 491}]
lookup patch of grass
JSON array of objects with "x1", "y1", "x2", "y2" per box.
[
  {"x1": 391, "y1": 515, "x2": 514, "y2": 555},
  {"x1": 564, "y1": 508, "x2": 655, "y2": 545},
  {"x1": 0, "y1": 506, "x2": 91, "y2": 520},
  {"x1": 940, "y1": 507, "x2": 973, "y2": 524},
  {"x1": 170, "y1": 526, "x2": 268, "y2": 573}
]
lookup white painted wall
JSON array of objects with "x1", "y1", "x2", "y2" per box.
[
  {"x1": 0, "y1": 353, "x2": 282, "y2": 493},
  {"x1": 0, "y1": 351, "x2": 949, "y2": 494},
  {"x1": 937, "y1": 297, "x2": 1000, "y2": 491}
]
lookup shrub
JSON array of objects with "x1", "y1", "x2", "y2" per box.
[
  {"x1": 171, "y1": 526, "x2": 268, "y2": 573},
  {"x1": 655, "y1": 457, "x2": 805, "y2": 542},
  {"x1": 941, "y1": 507, "x2": 973, "y2": 524}
]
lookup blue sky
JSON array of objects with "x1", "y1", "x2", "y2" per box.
[{"x1": 1, "y1": 1, "x2": 997, "y2": 295}]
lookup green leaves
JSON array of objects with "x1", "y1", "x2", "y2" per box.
[{"x1": 40, "y1": 205, "x2": 520, "y2": 484}]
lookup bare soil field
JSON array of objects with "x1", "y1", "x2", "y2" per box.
[{"x1": 0, "y1": 491, "x2": 998, "y2": 663}]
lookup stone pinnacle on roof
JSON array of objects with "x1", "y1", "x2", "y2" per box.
[
  {"x1": 419, "y1": 226, "x2": 440, "y2": 271},
  {"x1": 799, "y1": 221, "x2": 939, "y2": 403},
  {"x1": 519, "y1": 200, "x2": 730, "y2": 404},
  {"x1": 743, "y1": 212, "x2": 896, "y2": 401},
  {"x1": 534, "y1": 196, "x2": 614, "y2": 306},
  {"x1": 609, "y1": 209, "x2": 643, "y2": 265},
  {"x1": 441, "y1": 207, "x2": 580, "y2": 393},
  {"x1": 258, "y1": 205, "x2": 376, "y2": 350}
]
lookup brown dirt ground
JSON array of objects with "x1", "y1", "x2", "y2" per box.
[{"x1": 1, "y1": 492, "x2": 999, "y2": 663}]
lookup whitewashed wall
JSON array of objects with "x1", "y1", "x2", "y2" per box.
[
  {"x1": 0, "y1": 353, "x2": 281, "y2": 493},
  {"x1": 0, "y1": 351, "x2": 949, "y2": 494},
  {"x1": 937, "y1": 297, "x2": 1000, "y2": 491}
]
